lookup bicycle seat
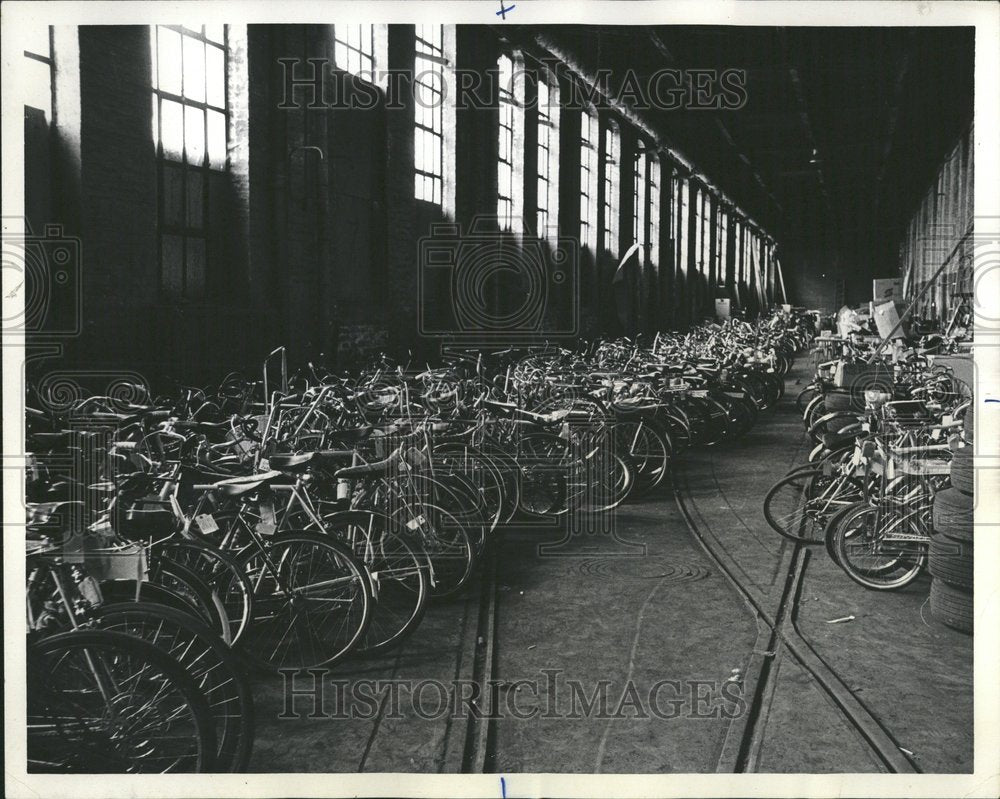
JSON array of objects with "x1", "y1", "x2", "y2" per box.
[
  {"x1": 325, "y1": 425, "x2": 374, "y2": 444},
  {"x1": 208, "y1": 470, "x2": 283, "y2": 497},
  {"x1": 821, "y1": 430, "x2": 861, "y2": 451}
]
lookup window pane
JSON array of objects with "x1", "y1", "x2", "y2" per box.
[
  {"x1": 162, "y1": 234, "x2": 184, "y2": 295},
  {"x1": 162, "y1": 164, "x2": 184, "y2": 227},
  {"x1": 183, "y1": 35, "x2": 206, "y2": 102},
  {"x1": 186, "y1": 169, "x2": 204, "y2": 228},
  {"x1": 24, "y1": 25, "x2": 50, "y2": 58},
  {"x1": 151, "y1": 94, "x2": 158, "y2": 147},
  {"x1": 160, "y1": 98, "x2": 185, "y2": 160},
  {"x1": 185, "y1": 105, "x2": 205, "y2": 164},
  {"x1": 157, "y1": 27, "x2": 183, "y2": 95},
  {"x1": 186, "y1": 237, "x2": 206, "y2": 296},
  {"x1": 207, "y1": 109, "x2": 226, "y2": 168},
  {"x1": 205, "y1": 24, "x2": 225, "y2": 44},
  {"x1": 206, "y1": 45, "x2": 225, "y2": 108},
  {"x1": 23, "y1": 57, "x2": 52, "y2": 121},
  {"x1": 414, "y1": 128, "x2": 426, "y2": 173}
]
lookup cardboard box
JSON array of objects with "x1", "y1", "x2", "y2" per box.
[
  {"x1": 872, "y1": 299, "x2": 907, "y2": 340},
  {"x1": 873, "y1": 278, "x2": 903, "y2": 303}
]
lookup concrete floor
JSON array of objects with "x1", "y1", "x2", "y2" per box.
[{"x1": 248, "y1": 361, "x2": 973, "y2": 774}]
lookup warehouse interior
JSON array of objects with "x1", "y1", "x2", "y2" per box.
[
  {"x1": 23, "y1": 24, "x2": 973, "y2": 376},
  {"x1": 21, "y1": 22, "x2": 977, "y2": 776}
]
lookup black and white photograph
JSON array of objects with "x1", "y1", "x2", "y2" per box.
[{"x1": 3, "y1": 1, "x2": 998, "y2": 796}]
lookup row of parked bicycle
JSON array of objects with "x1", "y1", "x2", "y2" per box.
[
  {"x1": 762, "y1": 332, "x2": 975, "y2": 630},
  {"x1": 24, "y1": 310, "x2": 815, "y2": 772}
]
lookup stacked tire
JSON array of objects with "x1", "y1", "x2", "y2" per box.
[{"x1": 928, "y1": 407, "x2": 974, "y2": 633}]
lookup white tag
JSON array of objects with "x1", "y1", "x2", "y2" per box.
[
  {"x1": 78, "y1": 575, "x2": 103, "y2": 606},
  {"x1": 559, "y1": 422, "x2": 571, "y2": 440},
  {"x1": 690, "y1": 390, "x2": 709, "y2": 398},
  {"x1": 255, "y1": 501, "x2": 277, "y2": 536},
  {"x1": 194, "y1": 513, "x2": 220, "y2": 534},
  {"x1": 931, "y1": 427, "x2": 942, "y2": 440},
  {"x1": 406, "y1": 515, "x2": 426, "y2": 531}
]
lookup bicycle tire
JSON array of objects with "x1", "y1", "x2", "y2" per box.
[
  {"x1": 235, "y1": 531, "x2": 373, "y2": 671},
  {"x1": 28, "y1": 628, "x2": 217, "y2": 773},
  {"x1": 156, "y1": 539, "x2": 254, "y2": 645},
  {"x1": 92, "y1": 601, "x2": 255, "y2": 772},
  {"x1": 831, "y1": 503, "x2": 924, "y2": 590},
  {"x1": 320, "y1": 509, "x2": 429, "y2": 655}
]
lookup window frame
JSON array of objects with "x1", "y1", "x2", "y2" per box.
[
  {"x1": 332, "y1": 24, "x2": 376, "y2": 79},
  {"x1": 579, "y1": 105, "x2": 599, "y2": 251},
  {"x1": 151, "y1": 24, "x2": 230, "y2": 299},
  {"x1": 648, "y1": 156, "x2": 661, "y2": 268},
  {"x1": 535, "y1": 76, "x2": 560, "y2": 242},
  {"x1": 601, "y1": 118, "x2": 620, "y2": 257},
  {"x1": 496, "y1": 50, "x2": 524, "y2": 233},
  {"x1": 413, "y1": 24, "x2": 446, "y2": 206}
]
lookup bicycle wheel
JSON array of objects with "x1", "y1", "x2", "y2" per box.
[
  {"x1": 235, "y1": 532, "x2": 372, "y2": 671},
  {"x1": 156, "y1": 539, "x2": 254, "y2": 645},
  {"x1": 432, "y1": 443, "x2": 506, "y2": 532},
  {"x1": 831, "y1": 503, "x2": 926, "y2": 590},
  {"x1": 796, "y1": 385, "x2": 819, "y2": 415},
  {"x1": 397, "y1": 502, "x2": 476, "y2": 598},
  {"x1": 615, "y1": 416, "x2": 671, "y2": 496},
  {"x1": 321, "y1": 509, "x2": 429, "y2": 656},
  {"x1": 92, "y1": 601, "x2": 255, "y2": 772},
  {"x1": 517, "y1": 431, "x2": 571, "y2": 516},
  {"x1": 763, "y1": 467, "x2": 862, "y2": 544},
  {"x1": 27, "y1": 629, "x2": 216, "y2": 773},
  {"x1": 149, "y1": 559, "x2": 231, "y2": 643},
  {"x1": 564, "y1": 439, "x2": 635, "y2": 513}
]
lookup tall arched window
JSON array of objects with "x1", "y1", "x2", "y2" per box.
[{"x1": 602, "y1": 120, "x2": 620, "y2": 256}]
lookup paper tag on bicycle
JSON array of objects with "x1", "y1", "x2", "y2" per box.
[
  {"x1": 406, "y1": 515, "x2": 426, "y2": 531},
  {"x1": 194, "y1": 513, "x2": 220, "y2": 534},
  {"x1": 407, "y1": 447, "x2": 429, "y2": 469},
  {"x1": 78, "y1": 574, "x2": 103, "y2": 606},
  {"x1": 255, "y1": 501, "x2": 277, "y2": 536},
  {"x1": 690, "y1": 390, "x2": 709, "y2": 398},
  {"x1": 931, "y1": 427, "x2": 942, "y2": 440},
  {"x1": 942, "y1": 414, "x2": 953, "y2": 426},
  {"x1": 559, "y1": 422, "x2": 571, "y2": 440}
]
